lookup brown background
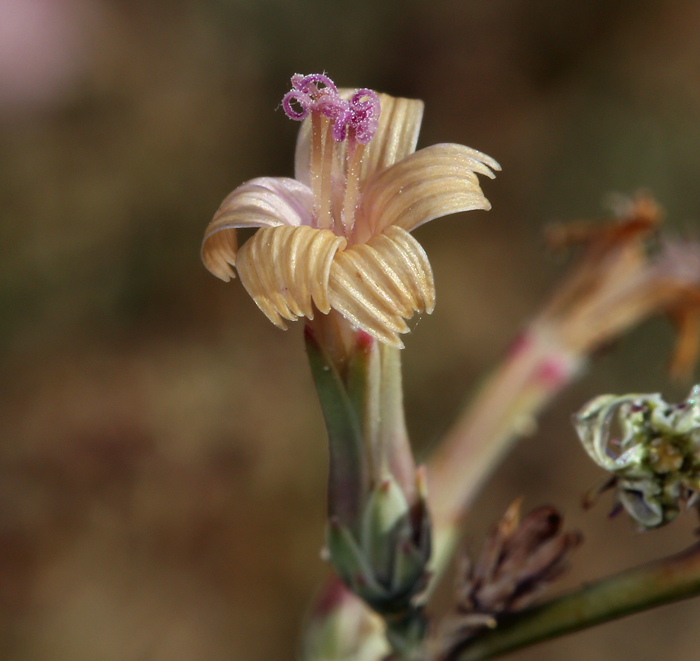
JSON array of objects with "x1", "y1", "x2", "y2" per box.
[{"x1": 1, "y1": 0, "x2": 700, "y2": 659}]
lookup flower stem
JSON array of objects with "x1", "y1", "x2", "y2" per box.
[
  {"x1": 446, "y1": 541, "x2": 700, "y2": 661},
  {"x1": 305, "y1": 320, "x2": 432, "y2": 659},
  {"x1": 427, "y1": 327, "x2": 583, "y2": 584},
  {"x1": 305, "y1": 324, "x2": 368, "y2": 525}
]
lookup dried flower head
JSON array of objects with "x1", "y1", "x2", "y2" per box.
[
  {"x1": 574, "y1": 385, "x2": 700, "y2": 528},
  {"x1": 436, "y1": 499, "x2": 582, "y2": 656},
  {"x1": 537, "y1": 193, "x2": 700, "y2": 379},
  {"x1": 201, "y1": 73, "x2": 499, "y2": 347}
]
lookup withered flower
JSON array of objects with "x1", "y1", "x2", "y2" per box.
[
  {"x1": 436, "y1": 499, "x2": 582, "y2": 656},
  {"x1": 538, "y1": 193, "x2": 700, "y2": 379},
  {"x1": 575, "y1": 385, "x2": 700, "y2": 528},
  {"x1": 201, "y1": 73, "x2": 499, "y2": 347}
]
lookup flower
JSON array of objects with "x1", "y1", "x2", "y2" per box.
[
  {"x1": 574, "y1": 385, "x2": 700, "y2": 528},
  {"x1": 201, "y1": 73, "x2": 500, "y2": 347}
]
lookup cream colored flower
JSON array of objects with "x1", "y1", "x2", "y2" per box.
[{"x1": 201, "y1": 74, "x2": 500, "y2": 347}]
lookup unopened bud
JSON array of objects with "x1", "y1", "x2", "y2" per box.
[{"x1": 327, "y1": 473, "x2": 431, "y2": 616}]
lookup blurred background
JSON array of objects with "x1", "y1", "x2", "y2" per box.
[{"x1": 1, "y1": 0, "x2": 700, "y2": 659}]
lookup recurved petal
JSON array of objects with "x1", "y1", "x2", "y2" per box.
[
  {"x1": 235, "y1": 225, "x2": 347, "y2": 329},
  {"x1": 201, "y1": 177, "x2": 314, "y2": 281},
  {"x1": 362, "y1": 143, "x2": 501, "y2": 235},
  {"x1": 328, "y1": 226, "x2": 435, "y2": 348},
  {"x1": 295, "y1": 92, "x2": 424, "y2": 187},
  {"x1": 358, "y1": 93, "x2": 424, "y2": 183}
]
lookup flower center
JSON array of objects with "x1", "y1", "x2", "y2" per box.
[{"x1": 282, "y1": 74, "x2": 381, "y2": 239}]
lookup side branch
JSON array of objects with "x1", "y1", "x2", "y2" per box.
[{"x1": 447, "y1": 541, "x2": 700, "y2": 661}]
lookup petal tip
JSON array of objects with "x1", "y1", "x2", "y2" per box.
[{"x1": 201, "y1": 249, "x2": 238, "y2": 282}]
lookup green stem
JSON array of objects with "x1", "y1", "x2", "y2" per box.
[
  {"x1": 447, "y1": 541, "x2": 700, "y2": 661},
  {"x1": 305, "y1": 325, "x2": 367, "y2": 526}
]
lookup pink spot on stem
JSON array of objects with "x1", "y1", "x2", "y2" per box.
[
  {"x1": 354, "y1": 329, "x2": 375, "y2": 354},
  {"x1": 535, "y1": 357, "x2": 570, "y2": 388},
  {"x1": 507, "y1": 332, "x2": 531, "y2": 358}
]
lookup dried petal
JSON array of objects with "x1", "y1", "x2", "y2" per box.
[
  {"x1": 455, "y1": 503, "x2": 580, "y2": 625},
  {"x1": 537, "y1": 194, "x2": 700, "y2": 362},
  {"x1": 472, "y1": 497, "x2": 522, "y2": 587},
  {"x1": 668, "y1": 291, "x2": 700, "y2": 381},
  {"x1": 436, "y1": 503, "x2": 581, "y2": 657}
]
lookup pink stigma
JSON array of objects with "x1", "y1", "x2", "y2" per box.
[
  {"x1": 293, "y1": 73, "x2": 338, "y2": 96},
  {"x1": 348, "y1": 89, "x2": 380, "y2": 144},
  {"x1": 282, "y1": 73, "x2": 381, "y2": 143}
]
